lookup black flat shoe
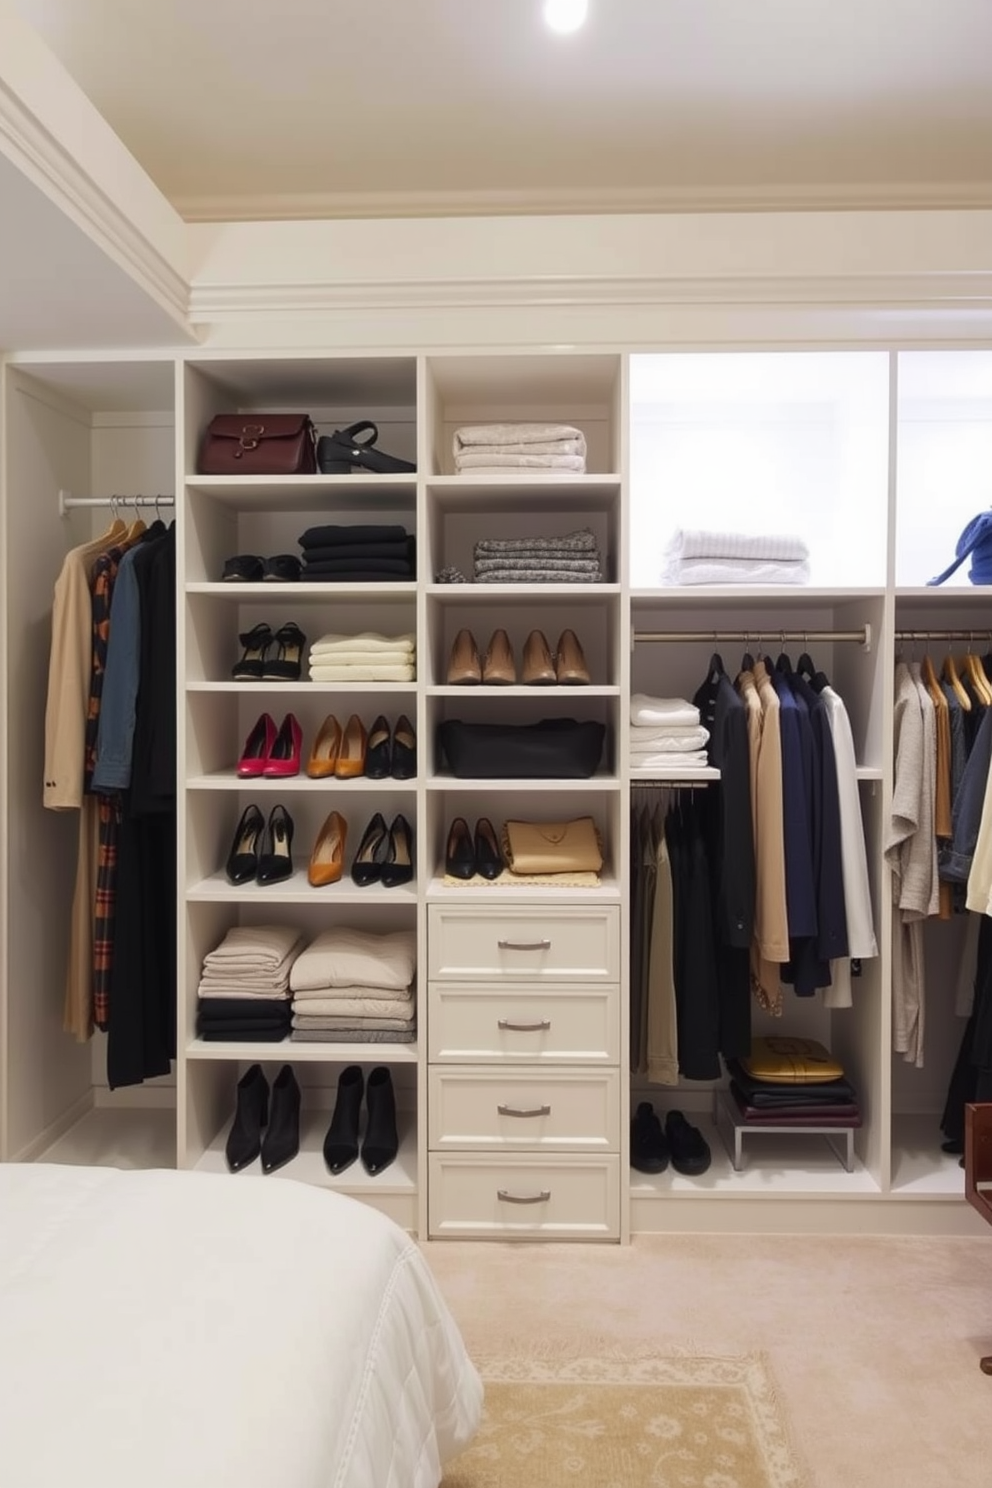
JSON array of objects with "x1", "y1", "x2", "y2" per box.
[
  {"x1": 225, "y1": 1064, "x2": 269, "y2": 1172},
  {"x1": 256, "y1": 804, "x2": 295, "y2": 884},
  {"x1": 324, "y1": 1065, "x2": 363, "y2": 1174},
  {"x1": 222, "y1": 554, "x2": 264, "y2": 583},
  {"x1": 232, "y1": 622, "x2": 273, "y2": 680},
  {"x1": 262, "y1": 554, "x2": 302, "y2": 582},
  {"x1": 225, "y1": 803, "x2": 264, "y2": 884},
  {"x1": 351, "y1": 811, "x2": 389, "y2": 886},
  {"x1": 630, "y1": 1102, "x2": 669, "y2": 1175},
  {"x1": 317, "y1": 421, "x2": 416, "y2": 475},
  {"x1": 362, "y1": 1066, "x2": 399, "y2": 1176},
  {"x1": 260, "y1": 1065, "x2": 301, "y2": 1174},
  {"x1": 474, "y1": 817, "x2": 503, "y2": 880},
  {"x1": 391, "y1": 714, "x2": 417, "y2": 779},
  {"x1": 381, "y1": 814, "x2": 414, "y2": 889},
  {"x1": 445, "y1": 817, "x2": 475, "y2": 879},
  {"x1": 665, "y1": 1109, "x2": 711, "y2": 1176},
  {"x1": 364, "y1": 715, "x2": 392, "y2": 780},
  {"x1": 261, "y1": 622, "x2": 306, "y2": 681}
]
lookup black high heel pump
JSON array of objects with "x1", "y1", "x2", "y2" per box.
[
  {"x1": 381, "y1": 814, "x2": 414, "y2": 889},
  {"x1": 351, "y1": 811, "x2": 389, "y2": 886},
  {"x1": 226, "y1": 803, "x2": 264, "y2": 885},
  {"x1": 257, "y1": 804, "x2": 295, "y2": 884},
  {"x1": 262, "y1": 622, "x2": 306, "y2": 681}
]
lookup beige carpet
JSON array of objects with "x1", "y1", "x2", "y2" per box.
[
  {"x1": 423, "y1": 1234, "x2": 992, "y2": 1488},
  {"x1": 443, "y1": 1350, "x2": 804, "y2": 1487}
]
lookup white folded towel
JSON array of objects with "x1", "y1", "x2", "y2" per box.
[
  {"x1": 290, "y1": 928, "x2": 417, "y2": 993},
  {"x1": 630, "y1": 694, "x2": 700, "y2": 729},
  {"x1": 455, "y1": 452, "x2": 586, "y2": 472},
  {"x1": 310, "y1": 633, "x2": 416, "y2": 655},
  {"x1": 665, "y1": 530, "x2": 809, "y2": 563},
  {"x1": 662, "y1": 558, "x2": 811, "y2": 587},
  {"x1": 454, "y1": 423, "x2": 586, "y2": 453},
  {"x1": 628, "y1": 726, "x2": 710, "y2": 751},
  {"x1": 309, "y1": 663, "x2": 416, "y2": 682},
  {"x1": 629, "y1": 732, "x2": 710, "y2": 755}
]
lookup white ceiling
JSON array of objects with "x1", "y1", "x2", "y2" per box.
[{"x1": 13, "y1": 0, "x2": 992, "y2": 221}]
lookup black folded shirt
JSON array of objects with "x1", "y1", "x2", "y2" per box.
[
  {"x1": 299, "y1": 523, "x2": 408, "y2": 548},
  {"x1": 197, "y1": 997, "x2": 291, "y2": 1021},
  {"x1": 301, "y1": 541, "x2": 413, "y2": 562},
  {"x1": 301, "y1": 556, "x2": 414, "y2": 575}
]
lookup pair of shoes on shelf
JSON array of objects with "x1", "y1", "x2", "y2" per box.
[
  {"x1": 226, "y1": 804, "x2": 294, "y2": 885},
  {"x1": 237, "y1": 712, "x2": 302, "y2": 777},
  {"x1": 324, "y1": 1065, "x2": 399, "y2": 1176},
  {"x1": 221, "y1": 554, "x2": 302, "y2": 583},
  {"x1": 309, "y1": 811, "x2": 414, "y2": 889},
  {"x1": 307, "y1": 713, "x2": 416, "y2": 780},
  {"x1": 316, "y1": 421, "x2": 416, "y2": 475},
  {"x1": 225, "y1": 1064, "x2": 300, "y2": 1174},
  {"x1": 233, "y1": 622, "x2": 306, "y2": 681},
  {"x1": 630, "y1": 1104, "x2": 711, "y2": 1176},
  {"x1": 447, "y1": 627, "x2": 590, "y2": 685},
  {"x1": 445, "y1": 816, "x2": 502, "y2": 879}
]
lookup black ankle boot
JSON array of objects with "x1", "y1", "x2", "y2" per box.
[
  {"x1": 323, "y1": 1065, "x2": 363, "y2": 1174},
  {"x1": 225, "y1": 1064, "x2": 269, "y2": 1173},
  {"x1": 362, "y1": 1066, "x2": 399, "y2": 1176},
  {"x1": 261, "y1": 1065, "x2": 301, "y2": 1174}
]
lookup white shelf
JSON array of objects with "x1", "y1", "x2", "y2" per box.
[
  {"x1": 426, "y1": 873, "x2": 622, "y2": 903},
  {"x1": 894, "y1": 585, "x2": 992, "y2": 603},
  {"x1": 425, "y1": 583, "x2": 620, "y2": 600},
  {"x1": 194, "y1": 1107, "x2": 418, "y2": 1197},
  {"x1": 889, "y1": 1114, "x2": 967, "y2": 1197},
  {"x1": 427, "y1": 684, "x2": 619, "y2": 698},
  {"x1": 187, "y1": 582, "x2": 417, "y2": 601},
  {"x1": 187, "y1": 868, "x2": 418, "y2": 904},
  {"x1": 426, "y1": 772, "x2": 620, "y2": 791},
  {"x1": 187, "y1": 773, "x2": 417, "y2": 792},
  {"x1": 186, "y1": 1039, "x2": 418, "y2": 1064},
  {"x1": 630, "y1": 586, "x2": 885, "y2": 607},
  {"x1": 186, "y1": 474, "x2": 417, "y2": 509},
  {"x1": 187, "y1": 681, "x2": 418, "y2": 694}
]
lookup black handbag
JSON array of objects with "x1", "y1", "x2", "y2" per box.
[{"x1": 437, "y1": 718, "x2": 606, "y2": 779}]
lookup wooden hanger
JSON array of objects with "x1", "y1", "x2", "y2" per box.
[
  {"x1": 942, "y1": 649, "x2": 971, "y2": 711},
  {"x1": 965, "y1": 642, "x2": 992, "y2": 706},
  {"x1": 921, "y1": 646, "x2": 946, "y2": 711}
]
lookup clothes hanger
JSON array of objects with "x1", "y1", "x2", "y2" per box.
[
  {"x1": 740, "y1": 632, "x2": 755, "y2": 674},
  {"x1": 941, "y1": 643, "x2": 970, "y2": 711},
  {"x1": 965, "y1": 634, "x2": 992, "y2": 706},
  {"x1": 920, "y1": 636, "x2": 948, "y2": 713}
]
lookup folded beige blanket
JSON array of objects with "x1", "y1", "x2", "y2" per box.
[
  {"x1": 203, "y1": 926, "x2": 305, "y2": 968},
  {"x1": 309, "y1": 664, "x2": 416, "y2": 682},
  {"x1": 197, "y1": 985, "x2": 292, "y2": 1000},
  {"x1": 310, "y1": 632, "x2": 416, "y2": 655},
  {"x1": 291, "y1": 982, "x2": 413, "y2": 1004},
  {"x1": 455, "y1": 452, "x2": 586, "y2": 472},
  {"x1": 290, "y1": 927, "x2": 417, "y2": 992},
  {"x1": 289, "y1": 995, "x2": 415, "y2": 1018},
  {"x1": 453, "y1": 422, "x2": 586, "y2": 452}
]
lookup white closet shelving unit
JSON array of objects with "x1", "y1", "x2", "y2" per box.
[{"x1": 2, "y1": 344, "x2": 990, "y2": 1238}]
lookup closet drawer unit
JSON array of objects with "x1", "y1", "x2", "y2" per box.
[
  {"x1": 428, "y1": 906, "x2": 619, "y2": 982},
  {"x1": 428, "y1": 982, "x2": 619, "y2": 1064},
  {"x1": 428, "y1": 1154, "x2": 620, "y2": 1239},
  {"x1": 429, "y1": 1068, "x2": 619, "y2": 1152}
]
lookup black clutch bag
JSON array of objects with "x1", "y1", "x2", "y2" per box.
[{"x1": 437, "y1": 718, "x2": 606, "y2": 779}]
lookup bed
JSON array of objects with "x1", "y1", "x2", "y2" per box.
[{"x1": 0, "y1": 1163, "x2": 482, "y2": 1487}]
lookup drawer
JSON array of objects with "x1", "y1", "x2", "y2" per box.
[
  {"x1": 429, "y1": 1068, "x2": 619, "y2": 1151},
  {"x1": 428, "y1": 983, "x2": 619, "y2": 1064},
  {"x1": 428, "y1": 1154, "x2": 620, "y2": 1239},
  {"x1": 428, "y1": 905, "x2": 619, "y2": 982}
]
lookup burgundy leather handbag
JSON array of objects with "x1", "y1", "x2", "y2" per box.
[{"x1": 199, "y1": 414, "x2": 317, "y2": 475}]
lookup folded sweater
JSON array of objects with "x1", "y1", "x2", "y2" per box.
[
  {"x1": 309, "y1": 663, "x2": 416, "y2": 682},
  {"x1": 299, "y1": 524, "x2": 408, "y2": 548},
  {"x1": 454, "y1": 423, "x2": 586, "y2": 452},
  {"x1": 474, "y1": 529, "x2": 598, "y2": 556},
  {"x1": 291, "y1": 982, "x2": 413, "y2": 1004},
  {"x1": 289, "y1": 995, "x2": 415, "y2": 1019},
  {"x1": 662, "y1": 557, "x2": 811, "y2": 587},
  {"x1": 289, "y1": 927, "x2": 417, "y2": 993},
  {"x1": 203, "y1": 926, "x2": 304, "y2": 968},
  {"x1": 309, "y1": 632, "x2": 416, "y2": 655},
  {"x1": 665, "y1": 529, "x2": 809, "y2": 563},
  {"x1": 456, "y1": 452, "x2": 586, "y2": 472},
  {"x1": 630, "y1": 694, "x2": 700, "y2": 729}
]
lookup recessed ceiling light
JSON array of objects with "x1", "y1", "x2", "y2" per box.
[{"x1": 544, "y1": 0, "x2": 589, "y2": 34}]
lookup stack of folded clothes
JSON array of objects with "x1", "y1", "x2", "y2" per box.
[
  {"x1": 661, "y1": 530, "x2": 810, "y2": 586},
  {"x1": 195, "y1": 924, "x2": 304, "y2": 1042},
  {"x1": 289, "y1": 926, "x2": 417, "y2": 1043},
  {"x1": 473, "y1": 526, "x2": 604, "y2": 584},
  {"x1": 453, "y1": 422, "x2": 587, "y2": 474},
  {"x1": 725, "y1": 1038, "x2": 862, "y2": 1126},
  {"x1": 297, "y1": 523, "x2": 416, "y2": 582},
  {"x1": 629, "y1": 693, "x2": 710, "y2": 773},
  {"x1": 307, "y1": 631, "x2": 416, "y2": 682}
]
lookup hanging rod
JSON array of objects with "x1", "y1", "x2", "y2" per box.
[
  {"x1": 632, "y1": 624, "x2": 872, "y2": 653},
  {"x1": 896, "y1": 630, "x2": 992, "y2": 643},
  {"x1": 59, "y1": 488, "x2": 174, "y2": 519}
]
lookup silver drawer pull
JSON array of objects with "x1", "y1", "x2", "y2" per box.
[
  {"x1": 497, "y1": 1018, "x2": 552, "y2": 1032},
  {"x1": 497, "y1": 938, "x2": 551, "y2": 951},
  {"x1": 497, "y1": 1189, "x2": 551, "y2": 1205},
  {"x1": 497, "y1": 1103, "x2": 552, "y2": 1118}
]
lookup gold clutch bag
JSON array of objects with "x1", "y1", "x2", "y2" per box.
[
  {"x1": 742, "y1": 1037, "x2": 844, "y2": 1084},
  {"x1": 501, "y1": 816, "x2": 604, "y2": 875}
]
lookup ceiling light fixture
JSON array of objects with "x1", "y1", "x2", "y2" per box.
[{"x1": 544, "y1": 0, "x2": 589, "y2": 34}]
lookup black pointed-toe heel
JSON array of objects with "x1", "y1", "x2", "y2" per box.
[
  {"x1": 232, "y1": 622, "x2": 273, "y2": 680},
  {"x1": 362, "y1": 1066, "x2": 399, "y2": 1176},
  {"x1": 225, "y1": 1064, "x2": 269, "y2": 1172},
  {"x1": 225, "y1": 803, "x2": 265, "y2": 885},
  {"x1": 351, "y1": 811, "x2": 389, "y2": 886},
  {"x1": 474, "y1": 817, "x2": 503, "y2": 880},
  {"x1": 261, "y1": 622, "x2": 306, "y2": 681},
  {"x1": 256, "y1": 804, "x2": 295, "y2": 884},
  {"x1": 260, "y1": 1065, "x2": 301, "y2": 1174},
  {"x1": 364, "y1": 715, "x2": 392, "y2": 780},
  {"x1": 323, "y1": 1065, "x2": 363, "y2": 1174},
  {"x1": 390, "y1": 714, "x2": 417, "y2": 779},
  {"x1": 381, "y1": 814, "x2": 414, "y2": 889},
  {"x1": 445, "y1": 816, "x2": 475, "y2": 879}
]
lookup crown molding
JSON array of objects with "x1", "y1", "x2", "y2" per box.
[
  {"x1": 174, "y1": 179, "x2": 992, "y2": 224},
  {"x1": 0, "y1": 77, "x2": 190, "y2": 332},
  {"x1": 189, "y1": 270, "x2": 992, "y2": 323}
]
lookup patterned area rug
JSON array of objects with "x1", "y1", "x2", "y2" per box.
[{"x1": 443, "y1": 1353, "x2": 807, "y2": 1488}]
